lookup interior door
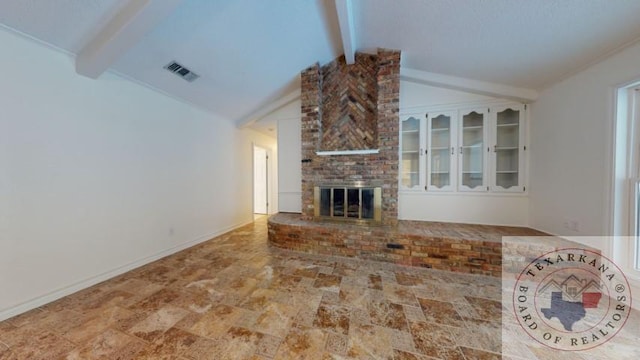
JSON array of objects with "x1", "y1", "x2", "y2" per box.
[{"x1": 253, "y1": 146, "x2": 268, "y2": 214}]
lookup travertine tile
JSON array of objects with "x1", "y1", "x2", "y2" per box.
[
  {"x1": 313, "y1": 303, "x2": 350, "y2": 335},
  {"x1": 384, "y1": 327, "x2": 417, "y2": 353},
  {"x1": 347, "y1": 324, "x2": 393, "y2": 359},
  {"x1": 253, "y1": 302, "x2": 297, "y2": 338},
  {"x1": 128, "y1": 305, "x2": 190, "y2": 342},
  {"x1": 0, "y1": 344, "x2": 12, "y2": 359},
  {"x1": 292, "y1": 308, "x2": 317, "y2": 329},
  {"x1": 464, "y1": 295, "x2": 503, "y2": 322},
  {"x1": 66, "y1": 328, "x2": 145, "y2": 360},
  {"x1": 382, "y1": 282, "x2": 420, "y2": 307},
  {"x1": 0, "y1": 216, "x2": 636, "y2": 359},
  {"x1": 345, "y1": 307, "x2": 369, "y2": 329},
  {"x1": 392, "y1": 349, "x2": 429, "y2": 360},
  {"x1": 188, "y1": 304, "x2": 244, "y2": 339},
  {"x1": 394, "y1": 271, "x2": 424, "y2": 286},
  {"x1": 126, "y1": 288, "x2": 182, "y2": 315},
  {"x1": 367, "y1": 300, "x2": 408, "y2": 331},
  {"x1": 324, "y1": 332, "x2": 348, "y2": 355},
  {"x1": 255, "y1": 333, "x2": 282, "y2": 358},
  {"x1": 417, "y1": 297, "x2": 466, "y2": 328},
  {"x1": 409, "y1": 321, "x2": 457, "y2": 358},
  {"x1": 313, "y1": 273, "x2": 342, "y2": 293},
  {"x1": 368, "y1": 274, "x2": 384, "y2": 290},
  {"x1": 62, "y1": 306, "x2": 134, "y2": 343},
  {"x1": 450, "y1": 317, "x2": 501, "y2": 354},
  {"x1": 403, "y1": 305, "x2": 427, "y2": 323},
  {"x1": 132, "y1": 327, "x2": 202, "y2": 359},
  {"x1": 275, "y1": 328, "x2": 327, "y2": 359},
  {"x1": 5, "y1": 328, "x2": 76, "y2": 360},
  {"x1": 460, "y1": 346, "x2": 502, "y2": 360},
  {"x1": 4, "y1": 308, "x2": 46, "y2": 328}
]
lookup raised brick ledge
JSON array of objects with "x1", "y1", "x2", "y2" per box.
[{"x1": 268, "y1": 213, "x2": 548, "y2": 277}]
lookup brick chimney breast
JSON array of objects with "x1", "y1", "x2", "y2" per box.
[
  {"x1": 321, "y1": 53, "x2": 378, "y2": 151},
  {"x1": 300, "y1": 49, "x2": 401, "y2": 225}
]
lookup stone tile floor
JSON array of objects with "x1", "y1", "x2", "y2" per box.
[{"x1": 0, "y1": 216, "x2": 637, "y2": 359}]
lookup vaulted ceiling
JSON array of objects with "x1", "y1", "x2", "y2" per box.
[{"x1": 2, "y1": 0, "x2": 640, "y2": 128}]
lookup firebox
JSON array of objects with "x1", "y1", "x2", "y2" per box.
[{"x1": 313, "y1": 186, "x2": 381, "y2": 222}]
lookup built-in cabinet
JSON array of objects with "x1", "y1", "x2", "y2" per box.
[{"x1": 400, "y1": 103, "x2": 526, "y2": 193}]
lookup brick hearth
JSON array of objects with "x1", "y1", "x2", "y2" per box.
[{"x1": 268, "y1": 213, "x2": 548, "y2": 277}]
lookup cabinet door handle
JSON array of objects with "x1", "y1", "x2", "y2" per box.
[
  {"x1": 459, "y1": 146, "x2": 463, "y2": 154},
  {"x1": 493, "y1": 145, "x2": 497, "y2": 152},
  {"x1": 451, "y1": 147, "x2": 454, "y2": 155}
]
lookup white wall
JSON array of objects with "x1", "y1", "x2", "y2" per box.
[
  {"x1": 0, "y1": 27, "x2": 274, "y2": 320},
  {"x1": 274, "y1": 100, "x2": 302, "y2": 213},
  {"x1": 399, "y1": 193, "x2": 528, "y2": 226},
  {"x1": 529, "y1": 40, "x2": 640, "y2": 239},
  {"x1": 401, "y1": 81, "x2": 496, "y2": 110},
  {"x1": 529, "y1": 41, "x2": 640, "y2": 309},
  {"x1": 399, "y1": 81, "x2": 529, "y2": 226}
]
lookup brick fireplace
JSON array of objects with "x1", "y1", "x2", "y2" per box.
[
  {"x1": 300, "y1": 49, "x2": 401, "y2": 225},
  {"x1": 267, "y1": 49, "x2": 551, "y2": 276}
]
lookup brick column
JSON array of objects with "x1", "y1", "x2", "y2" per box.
[
  {"x1": 300, "y1": 63, "x2": 321, "y2": 220},
  {"x1": 376, "y1": 49, "x2": 401, "y2": 225}
]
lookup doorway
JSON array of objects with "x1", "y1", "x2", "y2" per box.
[{"x1": 253, "y1": 145, "x2": 269, "y2": 215}]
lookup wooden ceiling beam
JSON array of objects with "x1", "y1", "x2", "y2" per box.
[
  {"x1": 335, "y1": 0, "x2": 356, "y2": 64},
  {"x1": 76, "y1": 0, "x2": 183, "y2": 79}
]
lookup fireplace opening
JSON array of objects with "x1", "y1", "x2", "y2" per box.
[{"x1": 314, "y1": 186, "x2": 381, "y2": 222}]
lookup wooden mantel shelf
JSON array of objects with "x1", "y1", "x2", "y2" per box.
[{"x1": 315, "y1": 149, "x2": 380, "y2": 156}]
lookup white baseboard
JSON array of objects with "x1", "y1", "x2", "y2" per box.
[{"x1": 0, "y1": 219, "x2": 253, "y2": 322}]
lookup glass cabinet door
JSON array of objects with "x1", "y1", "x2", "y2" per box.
[
  {"x1": 427, "y1": 112, "x2": 455, "y2": 191},
  {"x1": 493, "y1": 106, "x2": 524, "y2": 191},
  {"x1": 459, "y1": 109, "x2": 487, "y2": 191},
  {"x1": 400, "y1": 116, "x2": 421, "y2": 189}
]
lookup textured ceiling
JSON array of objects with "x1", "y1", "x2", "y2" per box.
[
  {"x1": 1, "y1": 0, "x2": 640, "y2": 126},
  {"x1": 110, "y1": 0, "x2": 341, "y2": 120},
  {"x1": 355, "y1": 0, "x2": 640, "y2": 89},
  {"x1": 0, "y1": 0, "x2": 128, "y2": 53}
]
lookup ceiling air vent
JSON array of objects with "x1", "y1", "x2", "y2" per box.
[{"x1": 164, "y1": 61, "x2": 199, "y2": 82}]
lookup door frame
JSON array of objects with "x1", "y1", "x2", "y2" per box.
[{"x1": 252, "y1": 143, "x2": 273, "y2": 215}]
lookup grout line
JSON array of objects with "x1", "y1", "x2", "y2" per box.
[{"x1": 460, "y1": 344, "x2": 503, "y2": 356}]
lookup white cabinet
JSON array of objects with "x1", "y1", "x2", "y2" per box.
[
  {"x1": 458, "y1": 108, "x2": 488, "y2": 192},
  {"x1": 400, "y1": 116, "x2": 421, "y2": 189},
  {"x1": 399, "y1": 103, "x2": 527, "y2": 193},
  {"x1": 427, "y1": 111, "x2": 456, "y2": 192},
  {"x1": 491, "y1": 105, "x2": 525, "y2": 192}
]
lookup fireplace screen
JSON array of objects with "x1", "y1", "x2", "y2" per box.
[{"x1": 314, "y1": 186, "x2": 381, "y2": 222}]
